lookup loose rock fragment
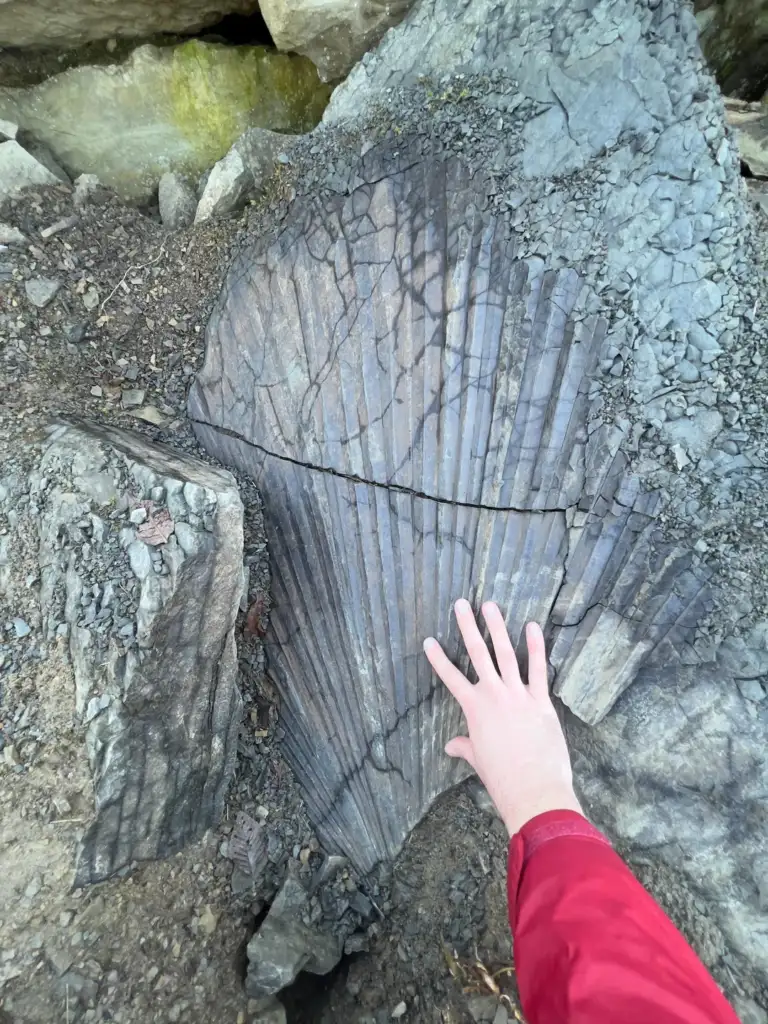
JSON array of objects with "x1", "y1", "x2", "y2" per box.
[
  {"x1": 24, "y1": 277, "x2": 60, "y2": 308},
  {"x1": 245, "y1": 875, "x2": 341, "y2": 998}
]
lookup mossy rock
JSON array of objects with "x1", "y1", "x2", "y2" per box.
[
  {"x1": 695, "y1": 0, "x2": 768, "y2": 99},
  {"x1": 0, "y1": 40, "x2": 332, "y2": 199}
]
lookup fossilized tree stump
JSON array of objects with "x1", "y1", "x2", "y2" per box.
[{"x1": 190, "y1": 149, "x2": 709, "y2": 870}]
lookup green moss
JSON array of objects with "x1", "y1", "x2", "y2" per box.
[{"x1": 169, "y1": 40, "x2": 332, "y2": 165}]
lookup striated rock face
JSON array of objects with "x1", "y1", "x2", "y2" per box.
[
  {"x1": 34, "y1": 420, "x2": 244, "y2": 884},
  {"x1": 0, "y1": 0, "x2": 261, "y2": 49},
  {"x1": 192, "y1": 0, "x2": 768, "y2": 988},
  {"x1": 190, "y1": 148, "x2": 710, "y2": 871},
  {"x1": 0, "y1": 42, "x2": 331, "y2": 199},
  {"x1": 259, "y1": 0, "x2": 413, "y2": 81}
]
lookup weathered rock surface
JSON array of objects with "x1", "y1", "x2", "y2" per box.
[
  {"x1": 0, "y1": 41, "x2": 331, "y2": 200},
  {"x1": 192, "y1": 0, "x2": 768, "y2": 996},
  {"x1": 259, "y1": 0, "x2": 413, "y2": 81},
  {"x1": 0, "y1": 0, "x2": 261, "y2": 49},
  {"x1": 245, "y1": 874, "x2": 341, "y2": 998},
  {"x1": 195, "y1": 127, "x2": 290, "y2": 223},
  {"x1": 32, "y1": 420, "x2": 244, "y2": 883}
]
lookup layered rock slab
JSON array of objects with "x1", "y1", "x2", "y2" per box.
[{"x1": 34, "y1": 421, "x2": 244, "y2": 883}]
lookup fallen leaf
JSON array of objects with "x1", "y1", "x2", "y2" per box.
[
  {"x1": 244, "y1": 597, "x2": 268, "y2": 638},
  {"x1": 136, "y1": 508, "x2": 174, "y2": 545}
]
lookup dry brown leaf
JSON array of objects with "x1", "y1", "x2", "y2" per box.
[{"x1": 136, "y1": 508, "x2": 174, "y2": 545}]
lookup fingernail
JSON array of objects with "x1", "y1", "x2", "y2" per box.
[
  {"x1": 423, "y1": 637, "x2": 437, "y2": 651},
  {"x1": 455, "y1": 598, "x2": 471, "y2": 615},
  {"x1": 482, "y1": 600, "x2": 498, "y2": 615}
]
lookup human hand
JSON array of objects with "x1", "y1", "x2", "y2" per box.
[{"x1": 423, "y1": 599, "x2": 583, "y2": 837}]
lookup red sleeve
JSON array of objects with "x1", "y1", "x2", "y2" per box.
[{"x1": 507, "y1": 809, "x2": 740, "y2": 1024}]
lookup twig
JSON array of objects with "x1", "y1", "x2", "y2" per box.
[
  {"x1": 51, "y1": 818, "x2": 85, "y2": 825},
  {"x1": 100, "y1": 245, "x2": 167, "y2": 314}
]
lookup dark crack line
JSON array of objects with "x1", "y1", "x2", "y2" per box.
[{"x1": 191, "y1": 416, "x2": 577, "y2": 516}]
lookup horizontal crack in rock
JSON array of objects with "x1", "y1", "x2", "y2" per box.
[{"x1": 191, "y1": 417, "x2": 575, "y2": 515}]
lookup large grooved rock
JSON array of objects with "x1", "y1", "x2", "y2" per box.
[
  {"x1": 259, "y1": 0, "x2": 413, "y2": 82},
  {"x1": 190, "y1": 151, "x2": 709, "y2": 872},
  {"x1": 0, "y1": 41, "x2": 331, "y2": 200},
  {"x1": 34, "y1": 420, "x2": 244, "y2": 884},
  {"x1": 0, "y1": 0, "x2": 261, "y2": 49},
  {"x1": 192, "y1": 0, "x2": 768, "y2": 991}
]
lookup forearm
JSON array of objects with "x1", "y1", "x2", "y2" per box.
[{"x1": 508, "y1": 810, "x2": 740, "y2": 1024}]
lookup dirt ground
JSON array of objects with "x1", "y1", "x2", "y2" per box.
[{"x1": 0, "y1": 179, "x2": 764, "y2": 1024}]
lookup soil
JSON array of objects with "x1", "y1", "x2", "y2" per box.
[{"x1": 1, "y1": 179, "x2": 765, "y2": 1024}]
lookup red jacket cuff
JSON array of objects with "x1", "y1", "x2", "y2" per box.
[{"x1": 507, "y1": 809, "x2": 611, "y2": 923}]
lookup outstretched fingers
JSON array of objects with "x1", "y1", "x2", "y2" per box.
[
  {"x1": 525, "y1": 621, "x2": 550, "y2": 700},
  {"x1": 481, "y1": 601, "x2": 522, "y2": 688},
  {"x1": 454, "y1": 599, "x2": 499, "y2": 682}
]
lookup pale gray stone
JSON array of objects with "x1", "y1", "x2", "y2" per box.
[
  {"x1": 0, "y1": 139, "x2": 69, "y2": 199},
  {"x1": 194, "y1": 128, "x2": 288, "y2": 223},
  {"x1": 0, "y1": 222, "x2": 25, "y2": 245},
  {"x1": 259, "y1": 0, "x2": 413, "y2": 81},
  {"x1": 24, "y1": 278, "x2": 61, "y2": 308},
  {"x1": 158, "y1": 172, "x2": 197, "y2": 231}
]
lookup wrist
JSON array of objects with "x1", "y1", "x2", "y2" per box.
[{"x1": 501, "y1": 787, "x2": 583, "y2": 837}]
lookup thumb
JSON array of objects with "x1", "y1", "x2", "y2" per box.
[{"x1": 445, "y1": 735, "x2": 476, "y2": 769}]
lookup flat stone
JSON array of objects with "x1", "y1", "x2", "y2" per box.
[
  {"x1": 195, "y1": 128, "x2": 287, "y2": 223},
  {"x1": 25, "y1": 277, "x2": 61, "y2": 308},
  {"x1": 121, "y1": 389, "x2": 146, "y2": 408},
  {"x1": 0, "y1": 221, "x2": 26, "y2": 245}
]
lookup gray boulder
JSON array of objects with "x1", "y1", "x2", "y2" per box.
[
  {"x1": 33, "y1": 420, "x2": 245, "y2": 883},
  {"x1": 246, "y1": 875, "x2": 341, "y2": 998},
  {"x1": 0, "y1": 0, "x2": 262, "y2": 49},
  {"x1": 158, "y1": 172, "x2": 197, "y2": 231},
  {"x1": 259, "y1": 0, "x2": 413, "y2": 81},
  {"x1": 0, "y1": 41, "x2": 330, "y2": 200}
]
